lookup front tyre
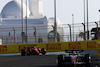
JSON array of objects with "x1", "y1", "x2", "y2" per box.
[
  {"x1": 57, "y1": 64, "x2": 62, "y2": 67},
  {"x1": 57, "y1": 55, "x2": 63, "y2": 67},
  {"x1": 84, "y1": 54, "x2": 91, "y2": 67},
  {"x1": 41, "y1": 48, "x2": 46, "y2": 55}
]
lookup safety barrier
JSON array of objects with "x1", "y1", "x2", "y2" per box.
[
  {"x1": 97, "y1": 41, "x2": 100, "y2": 56},
  {"x1": 0, "y1": 40, "x2": 100, "y2": 56}
]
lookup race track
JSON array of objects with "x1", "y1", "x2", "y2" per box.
[
  {"x1": 0, "y1": 55, "x2": 57, "y2": 67},
  {"x1": 0, "y1": 51, "x2": 100, "y2": 67}
]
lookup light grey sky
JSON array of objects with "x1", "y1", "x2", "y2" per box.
[{"x1": 0, "y1": 0, "x2": 100, "y2": 24}]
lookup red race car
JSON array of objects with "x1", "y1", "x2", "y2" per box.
[{"x1": 21, "y1": 45, "x2": 46, "y2": 56}]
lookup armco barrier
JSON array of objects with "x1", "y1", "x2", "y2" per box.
[
  {"x1": 0, "y1": 40, "x2": 99, "y2": 55},
  {"x1": 97, "y1": 41, "x2": 100, "y2": 56}
]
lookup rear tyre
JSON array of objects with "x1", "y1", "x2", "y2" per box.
[{"x1": 21, "y1": 49, "x2": 25, "y2": 56}]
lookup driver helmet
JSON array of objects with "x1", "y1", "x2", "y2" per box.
[
  {"x1": 34, "y1": 45, "x2": 36, "y2": 48},
  {"x1": 73, "y1": 51, "x2": 76, "y2": 55}
]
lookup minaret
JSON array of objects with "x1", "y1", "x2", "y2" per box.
[{"x1": 28, "y1": 0, "x2": 43, "y2": 18}]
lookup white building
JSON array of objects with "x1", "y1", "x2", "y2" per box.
[{"x1": 0, "y1": 0, "x2": 64, "y2": 44}]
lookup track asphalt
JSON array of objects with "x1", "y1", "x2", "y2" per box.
[
  {"x1": 0, "y1": 51, "x2": 100, "y2": 67},
  {"x1": 0, "y1": 55, "x2": 57, "y2": 67}
]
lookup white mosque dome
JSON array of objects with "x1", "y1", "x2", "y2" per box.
[
  {"x1": 48, "y1": 17, "x2": 63, "y2": 27},
  {"x1": 1, "y1": 0, "x2": 30, "y2": 18}
]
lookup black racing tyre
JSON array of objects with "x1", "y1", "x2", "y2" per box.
[
  {"x1": 57, "y1": 64, "x2": 62, "y2": 67},
  {"x1": 21, "y1": 49, "x2": 25, "y2": 56},
  {"x1": 41, "y1": 48, "x2": 46, "y2": 55},
  {"x1": 84, "y1": 54, "x2": 91, "y2": 67},
  {"x1": 57, "y1": 55, "x2": 63, "y2": 65}
]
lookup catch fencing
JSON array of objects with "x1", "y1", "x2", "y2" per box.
[{"x1": 0, "y1": 21, "x2": 99, "y2": 44}]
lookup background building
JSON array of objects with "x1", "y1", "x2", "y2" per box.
[{"x1": 0, "y1": 0, "x2": 64, "y2": 44}]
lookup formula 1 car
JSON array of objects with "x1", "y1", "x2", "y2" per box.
[
  {"x1": 21, "y1": 45, "x2": 46, "y2": 56},
  {"x1": 56, "y1": 50, "x2": 91, "y2": 67}
]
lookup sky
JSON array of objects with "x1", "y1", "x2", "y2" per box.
[{"x1": 0, "y1": 0, "x2": 100, "y2": 24}]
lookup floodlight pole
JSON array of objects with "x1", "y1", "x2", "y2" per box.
[
  {"x1": 21, "y1": 0, "x2": 24, "y2": 43},
  {"x1": 98, "y1": 10, "x2": 100, "y2": 39},
  {"x1": 83, "y1": 0, "x2": 86, "y2": 25},
  {"x1": 26, "y1": 0, "x2": 28, "y2": 43},
  {"x1": 83, "y1": 0, "x2": 86, "y2": 41},
  {"x1": 54, "y1": 0, "x2": 57, "y2": 42},
  {"x1": 86, "y1": 0, "x2": 89, "y2": 40}
]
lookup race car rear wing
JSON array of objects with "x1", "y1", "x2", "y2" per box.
[{"x1": 65, "y1": 50, "x2": 84, "y2": 53}]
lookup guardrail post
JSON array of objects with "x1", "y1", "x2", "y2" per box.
[
  {"x1": 33, "y1": 26, "x2": 37, "y2": 43},
  {"x1": 68, "y1": 24, "x2": 72, "y2": 41},
  {"x1": 95, "y1": 22, "x2": 99, "y2": 40},
  {"x1": 82, "y1": 23, "x2": 86, "y2": 41},
  {"x1": 13, "y1": 28, "x2": 16, "y2": 44}
]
